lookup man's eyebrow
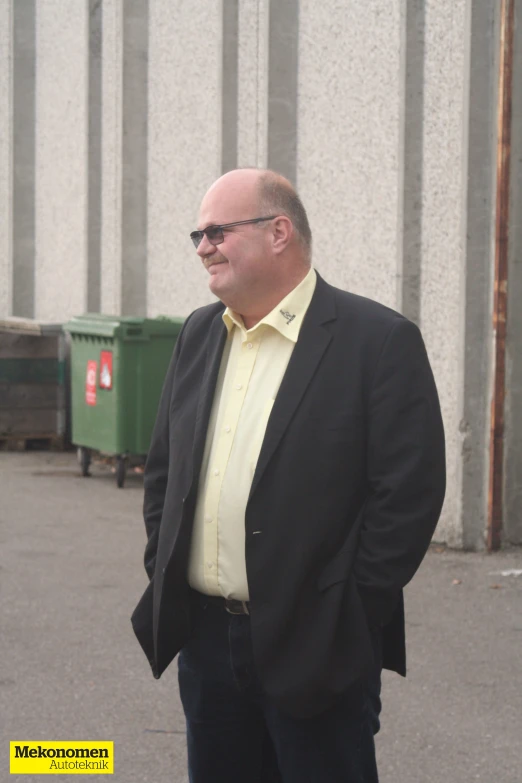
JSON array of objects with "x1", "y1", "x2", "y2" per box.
[{"x1": 195, "y1": 222, "x2": 219, "y2": 232}]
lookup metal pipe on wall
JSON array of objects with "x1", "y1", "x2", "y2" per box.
[{"x1": 488, "y1": 0, "x2": 515, "y2": 551}]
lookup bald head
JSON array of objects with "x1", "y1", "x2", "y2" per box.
[
  {"x1": 256, "y1": 170, "x2": 312, "y2": 258},
  {"x1": 203, "y1": 168, "x2": 261, "y2": 215},
  {"x1": 202, "y1": 168, "x2": 312, "y2": 260},
  {"x1": 195, "y1": 168, "x2": 312, "y2": 327}
]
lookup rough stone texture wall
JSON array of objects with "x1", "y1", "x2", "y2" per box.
[
  {"x1": 87, "y1": 0, "x2": 103, "y2": 313},
  {"x1": 0, "y1": 0, "x2": 516, "y2": 547},
  {"x1": 457, "y1": 0, "x2": 498, "y2": 550},
  {"x1": 12, "y1": 0, "x2": 36, "y2": 318},
  {"x1": 100, "y1": 0, "x2": 123, "y2": 316},
  {"x1": 237, "y1": 0, "x2": 269, "y2": 169},
  {"x1": 34, "y1": 1, "x2": 88, "y2": 322},
  {"x1": 296, "y1": 0, "x2": 402, "y2": 311},
  {"x1": 146, "y1": 0, "x2": 221, "y2": 318},
  {"x1": 420, "y1": 0, "x2": 468, "y2": 546},
  {"x1": 0, "y1": 1, "x2": 12, "y2": 317}
]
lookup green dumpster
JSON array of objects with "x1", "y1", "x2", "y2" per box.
[{"x1": 63, "y1": 314, "x2": 184, "y2": 487}]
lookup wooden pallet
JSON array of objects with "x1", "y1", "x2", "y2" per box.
[{"x1": 0, "y1": 433, "x2": 66, "y2": 452}]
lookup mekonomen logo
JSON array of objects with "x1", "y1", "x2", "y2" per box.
[{"x1": 10, "y1": 741, "x2": 114, "y2": 774}]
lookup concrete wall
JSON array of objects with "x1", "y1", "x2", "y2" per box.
[
  {"x1": 12, "y1": 0, "x2": 36, "y2": 318},
  {"x1": 146, "y1": 0, "x2": 222, "y2": 318},
  {"x1": 237, "y1": 0, "x2": 268, "y2": 170},
  {"x1": 505, "y1": 0, "x2": 522, "y2": 545},
  {"x1": 420, "y1": 1, "x2": 468, "y2": 545},
  {"x1": 87, "y1": 0, "x2": 103, "y2": 313},
  {"x1": 458, "y1": 0, "x2": 499, "y2": 550},
  {"x1": 297, "y1": 1, "x2": 402, "y2": 311},
  {"x1": 0, "y1": 1, "x2": 11, "y2": 318},
  {"x1": 100, "y1": 0, "x2": 123, "y2": 316},
  {"x1": 34, "y1": 1, "x2": 89, "y2": 322},
  {"x1": 0, "y1": 0, "x2": 519, "y2": 549}
]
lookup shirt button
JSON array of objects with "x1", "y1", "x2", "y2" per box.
[
  {"x1": 247, "y1": 343, "x2": 253, "y2": 349},
  {"x1": 204, "y1": 516, "x2": 212, "y2": 524},
  {"x1": 214, "y1": 469, "x2": 220, "y2": 476},
  {"x1": 236, "y1": 384, "x2": 242, "y2": 390},
  {"x1": 225, "y1": 425, "x2": 231, "y2": 433},
  {"x1": 206, "y1": 562, "x2": 214, "y2": 570}
]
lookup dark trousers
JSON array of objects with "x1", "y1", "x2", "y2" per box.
[{"x1": 178, "y1": 594, "x2": 382, "y2": 783}]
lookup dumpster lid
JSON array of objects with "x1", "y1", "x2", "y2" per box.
[
  {"x1": 63, "y1": 314, "x2": 185, "y2": 339},
  {"x1": 0, "y1": 317, "x2": 63, "y2": 336}
]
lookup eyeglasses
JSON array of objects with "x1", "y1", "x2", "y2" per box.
[{"x1": 190, "y1": 216, "x2": 278, "y2": 249}]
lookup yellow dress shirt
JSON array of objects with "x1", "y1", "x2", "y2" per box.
[{"x1": 187, "y1": 267, "x2": 317, "y2": 600}]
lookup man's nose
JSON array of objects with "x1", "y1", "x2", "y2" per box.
[{"x1": 196, "y1": 233, "x2": 216, "y2": 259}]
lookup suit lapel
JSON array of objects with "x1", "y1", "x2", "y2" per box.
[{"x1": 248, "y1": 274, "x2": 337, "y2": 503}]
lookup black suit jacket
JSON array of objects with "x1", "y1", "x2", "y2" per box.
[{"x1": 131, "y1": 272, "x2": 446, "y2": 718}]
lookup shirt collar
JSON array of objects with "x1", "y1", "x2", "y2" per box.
[{"x1": 222, "y1": 267, "x2": 317, "y2": 343}]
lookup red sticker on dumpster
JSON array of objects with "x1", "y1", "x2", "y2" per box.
[
  {"x1": 99, "y1": 351, "x2": 113, "y2": 390},
  {"x1": 85, "y1": 360, "x2": 97, "y2": 406}
]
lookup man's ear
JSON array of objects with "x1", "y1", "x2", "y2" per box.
[{"x1": 272, "y1": 216, "x2": 293, "y2": 254}]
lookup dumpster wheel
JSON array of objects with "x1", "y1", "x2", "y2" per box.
[
  {"x1": 116, "y1": 456, "x2": 126, "y2": 488},
  {"x1": 79, "y1": 447, "x2": 91, "y2": 477}
]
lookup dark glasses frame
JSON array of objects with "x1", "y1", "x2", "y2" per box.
[{"x1": 190, "y1": 216, "x2": 278, "y2": 249}]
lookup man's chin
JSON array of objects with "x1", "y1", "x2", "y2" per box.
[{"x1": 208, "y1": 275, "x2": 228, "y2": 299}]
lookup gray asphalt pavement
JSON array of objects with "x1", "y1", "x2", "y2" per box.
[{"x1": 1, "y1": 451, "x2": 521, "y2": 783}]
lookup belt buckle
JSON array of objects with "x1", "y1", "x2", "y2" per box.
[{"x1": 225, "y1": 599, "x2": 249, "y2": 616}]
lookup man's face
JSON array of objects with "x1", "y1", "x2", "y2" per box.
[{"x1": 195, "y1": 178, "x2": 274, "y2": 310}]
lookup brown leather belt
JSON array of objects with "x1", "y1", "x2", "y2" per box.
[{"x1": 191, "y1": 590, "x2": 250, "y2": 616}]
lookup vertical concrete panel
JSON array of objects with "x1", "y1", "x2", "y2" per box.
[
  {"x1": 100, "y1": 0, "x2": 123, "y2": 315},
  {"x1": 458, "y1": 0, "x2": 497, "y2": 549},
  {"x1": 12, "y1": 0, "x2": 35, "y2": 318},
  {"x1": 121, "y1": 0, "x2": 148, "y2": 317},
  {"x1": 237, "y1": 0, "x2": 269, "y2": 168},
  {"x1": 87, "y1": 0, "x2": 102, "y2": 312},
  {"x1": 420, "y1": 0, "x2": 467, "y2": 546},
  {"x1": 267, "y1": 0, "x2": 298, "y2": 183},
  {"x1": 35, "y1": 1, "x2": 89, "y2": 321},
  {"x1": 147, "y1": 0, "x2": 221, "y2": 317},
  {"x1": 505, "y1": 0, "x2": 522, "y2": 545},
  {"x1": 297, "y1": 1, "x2": 401, "y2": 309},
  {"x1": 399, "y1": 0, "x2": 425, "y2": 325},
  {"x1": 222, "y1": 0, "x2": 238, "y2": 173},
  {"x1": 0, "y1": 1, "x2": 12, "y2": 317}
]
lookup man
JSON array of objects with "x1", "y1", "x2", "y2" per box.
[{"x1": 132, "y1": 168, "x2": 446, "y2": 782}]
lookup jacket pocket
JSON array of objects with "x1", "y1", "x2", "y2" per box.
[
  {"x1": 317, "y1": 550, "x2": 356, "y2": 592},
  {"x1": 317, "y1": 521, "x2": 365, "y2": 593}
]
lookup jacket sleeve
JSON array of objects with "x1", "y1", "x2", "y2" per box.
[
  {"x1": 353, "y1": 317, "x2": 446, "y2": 627},
  {"x1": 142, "y1": 314, "x2": 192, "y2": 580}
]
